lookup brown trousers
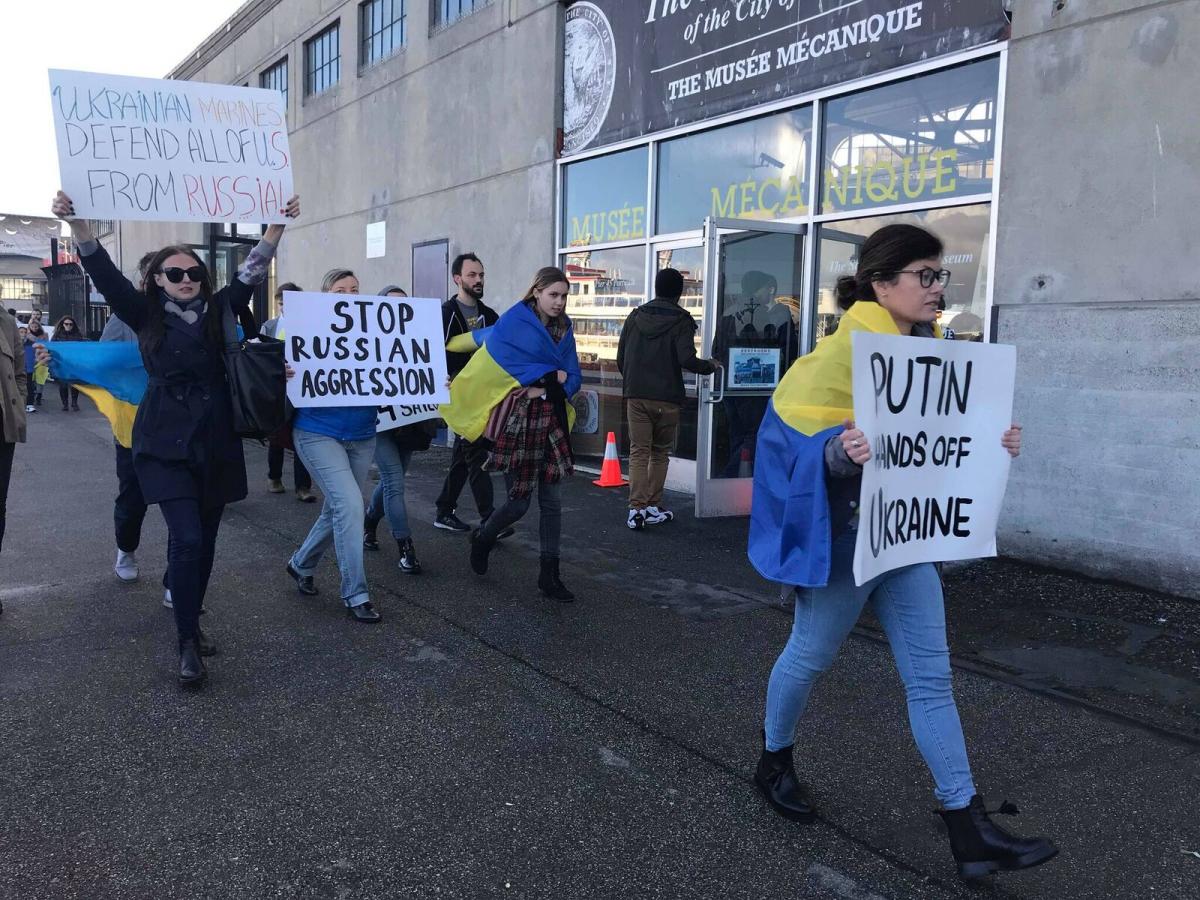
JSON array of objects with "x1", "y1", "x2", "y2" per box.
[{"x1": 626, "y1": 399, "x2": 680, "y2": 510}]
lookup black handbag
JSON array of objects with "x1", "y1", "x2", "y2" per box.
[{"x1": 221, "y1": 299, "x2": 288, "y2": 438}]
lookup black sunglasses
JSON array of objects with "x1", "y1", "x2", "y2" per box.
[
  {"x1": 895, "y1": 267, "x2": 952, "y2": 288},
  {"x1": 159, "y1": 265, "x2": 207, "y2": 284},
  {"x1": 61, "y1": 322, "x2": 75, "y2": 327}
]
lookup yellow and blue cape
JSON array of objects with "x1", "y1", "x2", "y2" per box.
[
  {"x1": 749, "y1": 301, "x2": 937, "y2": 587},
  {"x1": 440, "y1": 302, "x2": 582, "y2": 441},
  {"x1": 45, "y1": 343, "x2": 146, "y2": 448}
]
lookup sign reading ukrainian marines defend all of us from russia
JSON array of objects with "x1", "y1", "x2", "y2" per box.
[
  {"x1": 850, "y1": 332, "x2": 1016, "y2": 586},
  {"x1": 282, "y1": 293, "x2": 450, "y2": 410},
  {"x1": 48, "y1": 69, "x2": 294, "y2": 224}
]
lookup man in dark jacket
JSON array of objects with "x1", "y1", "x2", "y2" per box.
[
  {"x1": 617, "y1": 268, "x2": 717, "y2": 530},
  {"x1": 433, "y1": 252, "x2": 503, "y2": 533}
]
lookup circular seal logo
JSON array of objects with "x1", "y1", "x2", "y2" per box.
[{"x1": 563, "y1": 2, "x2": 616, "y2": 155}]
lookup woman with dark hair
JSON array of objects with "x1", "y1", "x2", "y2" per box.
[
  {"x1": 285, "y1": 269, "x2": 382, "y2": 623},
  {"x1": 446, "y1": 267, "x2": 581, "y2": 601},
  {"x1": 749, "y1": 224, "x2": 1055, "y2": 880},
  {"x1": 52, "y1": 189, "x2": 298, "y2": 687},
  {"x1": 51, "y1": 315, "x2": 85, "y2": 410}
]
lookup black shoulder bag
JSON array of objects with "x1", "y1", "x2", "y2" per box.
[{"x1": 220, "y1": 298, "x2": 288, "y2": 438}]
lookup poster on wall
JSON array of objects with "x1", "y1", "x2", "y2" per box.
[
  {"x1": 48, "y1": 69, "x2": 293, "y2": 223},
  {"x1": 850, "y1": 332, "x2": 1016, "y2": 586},
  {"x1": 727, "y1": 346, "x2": 780, "y2": 389},
  {"x1": 562, "y1": 0, "x2": 1010, "y2": 155}
]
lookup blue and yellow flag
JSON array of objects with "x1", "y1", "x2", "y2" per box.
[
  {"x1": 440, "y1": 303, "x2": 581, "y2": 442},
  {"x1": 46, "y1": 343, "x2": 145, "y2": 448},
  {"x1": 749, "y1": 302, "x2": 935, "y2": 587}
]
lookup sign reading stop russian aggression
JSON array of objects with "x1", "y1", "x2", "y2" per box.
[
  {"x1": 562, "y1": 0, "x2": 1010, "y2": 154},
  {"x1": 49, "y1": 69, "x2": 293, "y2": 223},
  {"x1": 850, "y1": 332, "x2": 1016, "y2": 586},
  {"x1": 282, "y1": 293, "x2": 450, "y2": 410}
]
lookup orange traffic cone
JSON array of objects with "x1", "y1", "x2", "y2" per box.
[
  {"x1": 738, "y1": 447, "x2": 753, "y2": 478},
  {"x1": 592, "y1": 431, "x2": 628, "y2": 487}
]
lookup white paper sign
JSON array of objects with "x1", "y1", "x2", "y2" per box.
[
  {"x1": 366, "y1": 221, "x2": 386, "y2": 259},
  {"x1": 851, "y1": 333, "x2": 1016, "y2": 586},
  {"x1": 376, "y1": 403, "x2": 440, "y2": 433},
  {"x1": 49, "y1": 69, "x2": 294, "y2": 224},
  {"x1": 282, "y1": 292, "x2": 450, "y2": 409}
]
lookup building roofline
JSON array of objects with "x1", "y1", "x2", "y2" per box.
[{"x1": 167, "y1": 0, "x2": 283, "y2": 81}]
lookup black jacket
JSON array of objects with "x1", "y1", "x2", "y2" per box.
[
  {"x1": 442, "y1": 295, "x2": 499, "y2": 377},
  {"x1": 616, "y1": 298, "x2": 716, "y2": 405},
  {"x1": 80, "y1": 243, "x2": 250, "y2": 509}
]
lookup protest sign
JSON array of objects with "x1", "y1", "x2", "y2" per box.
[
  {"x1": 49, "y1": 69, "x2": 293, "y2": 224},
  {"x1": 851, "y1": 333, "x2": 1016, "y2": 586},
  {"x1": 282, "y1": 293, "x2": 449, "y2": 409},
  {"x1": 377, "y1": 403, "x2": 441, "y2": 434}
]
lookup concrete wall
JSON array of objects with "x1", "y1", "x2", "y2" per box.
[
  {"x1": 995, "y1": 0, "x2": 1200, "y2": 598},
  {"x1": 112, "y1": 0, "x2": 561, "y2": 308}
]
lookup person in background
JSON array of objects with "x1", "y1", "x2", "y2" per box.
[
  {"x1": 54, "y1": 189, "x2": 298, "y2": 687},
  {"x1": 51, "y1": 316, "x2": 85, "y2": 410},
  {"x1": 260, "y1": 282, "x2": 315, "y2": 502},
  {"x1": 616, "y1": 267, "x2": 716, "y2": 530},
  {"x1": 434, "y1": 253, "x2": 504, "y2": 535},
  {"x1": 24, "y1": 319, "x2": 49, "y2": 409},
  {"x1": 1, "y1": 306, "x2": 29, "y2": 608},
  {"x1": 19, "y1": 325, "x2": 37, "y2": 413},
  {"x1": 285, "y1": 269, "x2": 382, "y2": 624},
  {"x1": 364, "y1": 285, "x2": 430, "y2": 574}
]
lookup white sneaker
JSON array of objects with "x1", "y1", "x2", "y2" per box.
[
  {"x1": 163, "y1": 588, "x2": 174, "y2": 609},
  {"x1": 114, "y1": 549, "x2": 139, "y2": 582},
  {"x1": 627, "y1": 509, "x2": 645, "y2": 531},
  {"x1": 643, "y1": 506, "x2": 674, "y2": 525}
]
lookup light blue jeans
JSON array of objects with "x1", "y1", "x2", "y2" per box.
[
  {"x1": 764, "y1": 529, "x2": 976, "y2": 809},
  {"x1": 367, "y1": 437, "x2": 412, "y2": 540},
  {"x1": 290, "y1": 428, "x2": 376, "y2": 608}
]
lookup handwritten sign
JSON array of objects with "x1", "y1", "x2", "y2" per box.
[
  {"x1": 49, "y1": 69, "x2": 293, "y2": 224},
  {"x1": 377, "y1": 403, "x2": 440, "y2": 433},
  {"x1": 282, "y1": 292, "x2": 450, "y2": 409},
  {"x1": 851, "y1": 332, "x2": 1016, "y2": 586}
]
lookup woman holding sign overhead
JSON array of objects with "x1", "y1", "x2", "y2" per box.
[
  {"x1": 748, "y1": 225, "x2": 1055, "y2": 881},
  {"x1": 52, "y1": 189, "x2": 299, "y2": 688},
  {"x1": 285, "y1": 269, "x2": 382, "y2": 623}
]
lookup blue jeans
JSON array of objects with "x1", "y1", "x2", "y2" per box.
[
  {"x1": 764, "y1": 529, "x2": 976, "y2": 809},
  {"x1": 368, "y1": 437, "x2": 412, "y2": 540},
  {"x1": 290, "y1": 428, "x2": 376, "y2": 607}
]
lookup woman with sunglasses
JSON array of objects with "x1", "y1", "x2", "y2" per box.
[
  {"x1": 52, "y1": 189, "x2": 299, "y2": 687},
  {"x1": 50, "y1": 316, "x2": 85, "y2": 410},
  {"x1": 750, "y1": 224, "x2": 1055, "y2": 880}
]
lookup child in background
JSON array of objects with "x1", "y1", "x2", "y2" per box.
[{"x1": 19, "y1": 325, "x2": 37, "y2": 413}]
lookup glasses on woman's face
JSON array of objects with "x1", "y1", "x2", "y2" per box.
[
  {"x1": 62, "y1": 322, "x2": 75, "y2": 328},
  {"x1": 160, "y1": 266, "x2": 206, "y2": 284},
  {"x1": 896, "y1": 267, "x2": 951, "y2": 289}
]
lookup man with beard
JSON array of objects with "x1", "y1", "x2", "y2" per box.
[{"x1": 433, "y1": 253, "x2": 509, "y2": 536}]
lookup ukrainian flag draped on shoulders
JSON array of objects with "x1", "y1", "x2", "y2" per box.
[
  {"x1": 440, "y1": 301, "x2": 582, "y2": 442},
  {"x1": 45, "y1": 342, "x2": 146, "y2": 448},
  {"x1": 749, "y1": 301, "x2": 937, "y2": 587}
]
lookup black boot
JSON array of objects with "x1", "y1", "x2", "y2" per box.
[
  {"x1": 754, "y1": 733, "x2": 815, "y2": 822},
  {"x1": 195, "y1": 622, "x2": 218, "y2": 657},
  {"x1": 939, "y1": 795, "x2": 1058, "y2": 880},
  {"x1": 469, "y1": 529, "x2": 495, "y2": 575},
  {"x1": 363, "y1": 514, "x2": 381, "y2": 551},
  {"x1": 178, "y1": 638, "x2": 207, "y2": 687},
  {"x1": 537, "y1": 557, "x2": 575, "y2": 602},
  {"x1": 397, "y1": 537, "x2": 421, "y2": 575}
]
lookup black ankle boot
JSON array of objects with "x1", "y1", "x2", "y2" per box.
[
  {"x1": 178, "y1": 638, "x2": 207, "y2": 687},
  {"x1": 537, "y1": 557, "x2": 575, "y2": 602},
  {"x1": 469, "y1": 529, "x2": 495, "y2": 575},
  {"x1": 363, "y1": 515, "x2": 381, "y2": 551},
  {"x1": 754, "y1": 733, "x2": 815, "y2": 822},
  {"x1": 939, "y1": 795, "x2": 1058, "y2": 880},
  {"x1": 397, "y1": 537, "x2": 421, "y2": 575},
  {"x1": 195, "y1": 623, "x2": 217, "y2": 657}
]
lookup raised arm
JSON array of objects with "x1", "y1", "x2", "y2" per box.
[
  {"x1": 224, "y1": 195, "x2": 300, "y2": 317},
  {"x1": 52, "y1": 191, "x2": 146, "y2": 331}
]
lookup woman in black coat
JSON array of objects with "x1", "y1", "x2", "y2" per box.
[
  {"x1": 50, "y1": 315, "x2": 85, "y2": 410},
  {"x1": 52, "y1": 190, "x2": 298, "y2": 687}
]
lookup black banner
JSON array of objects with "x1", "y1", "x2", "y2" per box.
[{"x1": 562, "y1": 0, "x2": 1010, "y2": 155}]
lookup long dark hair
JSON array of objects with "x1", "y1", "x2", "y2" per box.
[
  {"x1": 139, "y1": 245, "x2": 220, "y2": 354},
  {"x1": 52, "y1": 315, "x2": 83, "y2": 340},
  {"x1": 834, "y1": 224, "x2": 944, "y2": 310}
]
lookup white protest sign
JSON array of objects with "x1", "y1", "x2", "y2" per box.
[
  {"x1": 49, "y1": 69, "x2": 293, "y2": 224},
  {"x1": 376, "y1": 403, "x2": 441, "y2": 434},
  {"x1": 851, "y1": 332, "x2": 1016, "y2": 586},
  {"x1": 282, "y1": 293, "x2": 450, "y2": 409}
]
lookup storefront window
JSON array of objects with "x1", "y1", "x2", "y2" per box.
[
  {"x1": 815, "y1": 203, "x2": 991, "y2": 342},
  {"x1": 656, "y1": 108, "x2": 811, "y2": 235},
  {"x1": 562, "y1": 147, "x2": 648, "y2": 247},
  {"x1": 821, "y1": 58, "x2": 999, "y2": 213},
  {"x1": 562, "y1": 246, "x2": 647, "y2": 459}
]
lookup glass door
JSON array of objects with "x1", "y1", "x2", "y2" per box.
[{"x1": 696, "y1": 217, "x2": 805, "y2": 518}]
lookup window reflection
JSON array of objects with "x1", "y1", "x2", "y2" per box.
[
  {"x1": 562, "y1": 147, "x2": 648, "y2": 247},
  {"x1": 821, "y1": 58, "x2": 999, "y2": 213}
]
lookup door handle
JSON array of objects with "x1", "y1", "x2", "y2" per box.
[{"x1": 705, "y1": 364, "x2": 725, "y2": 405}]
